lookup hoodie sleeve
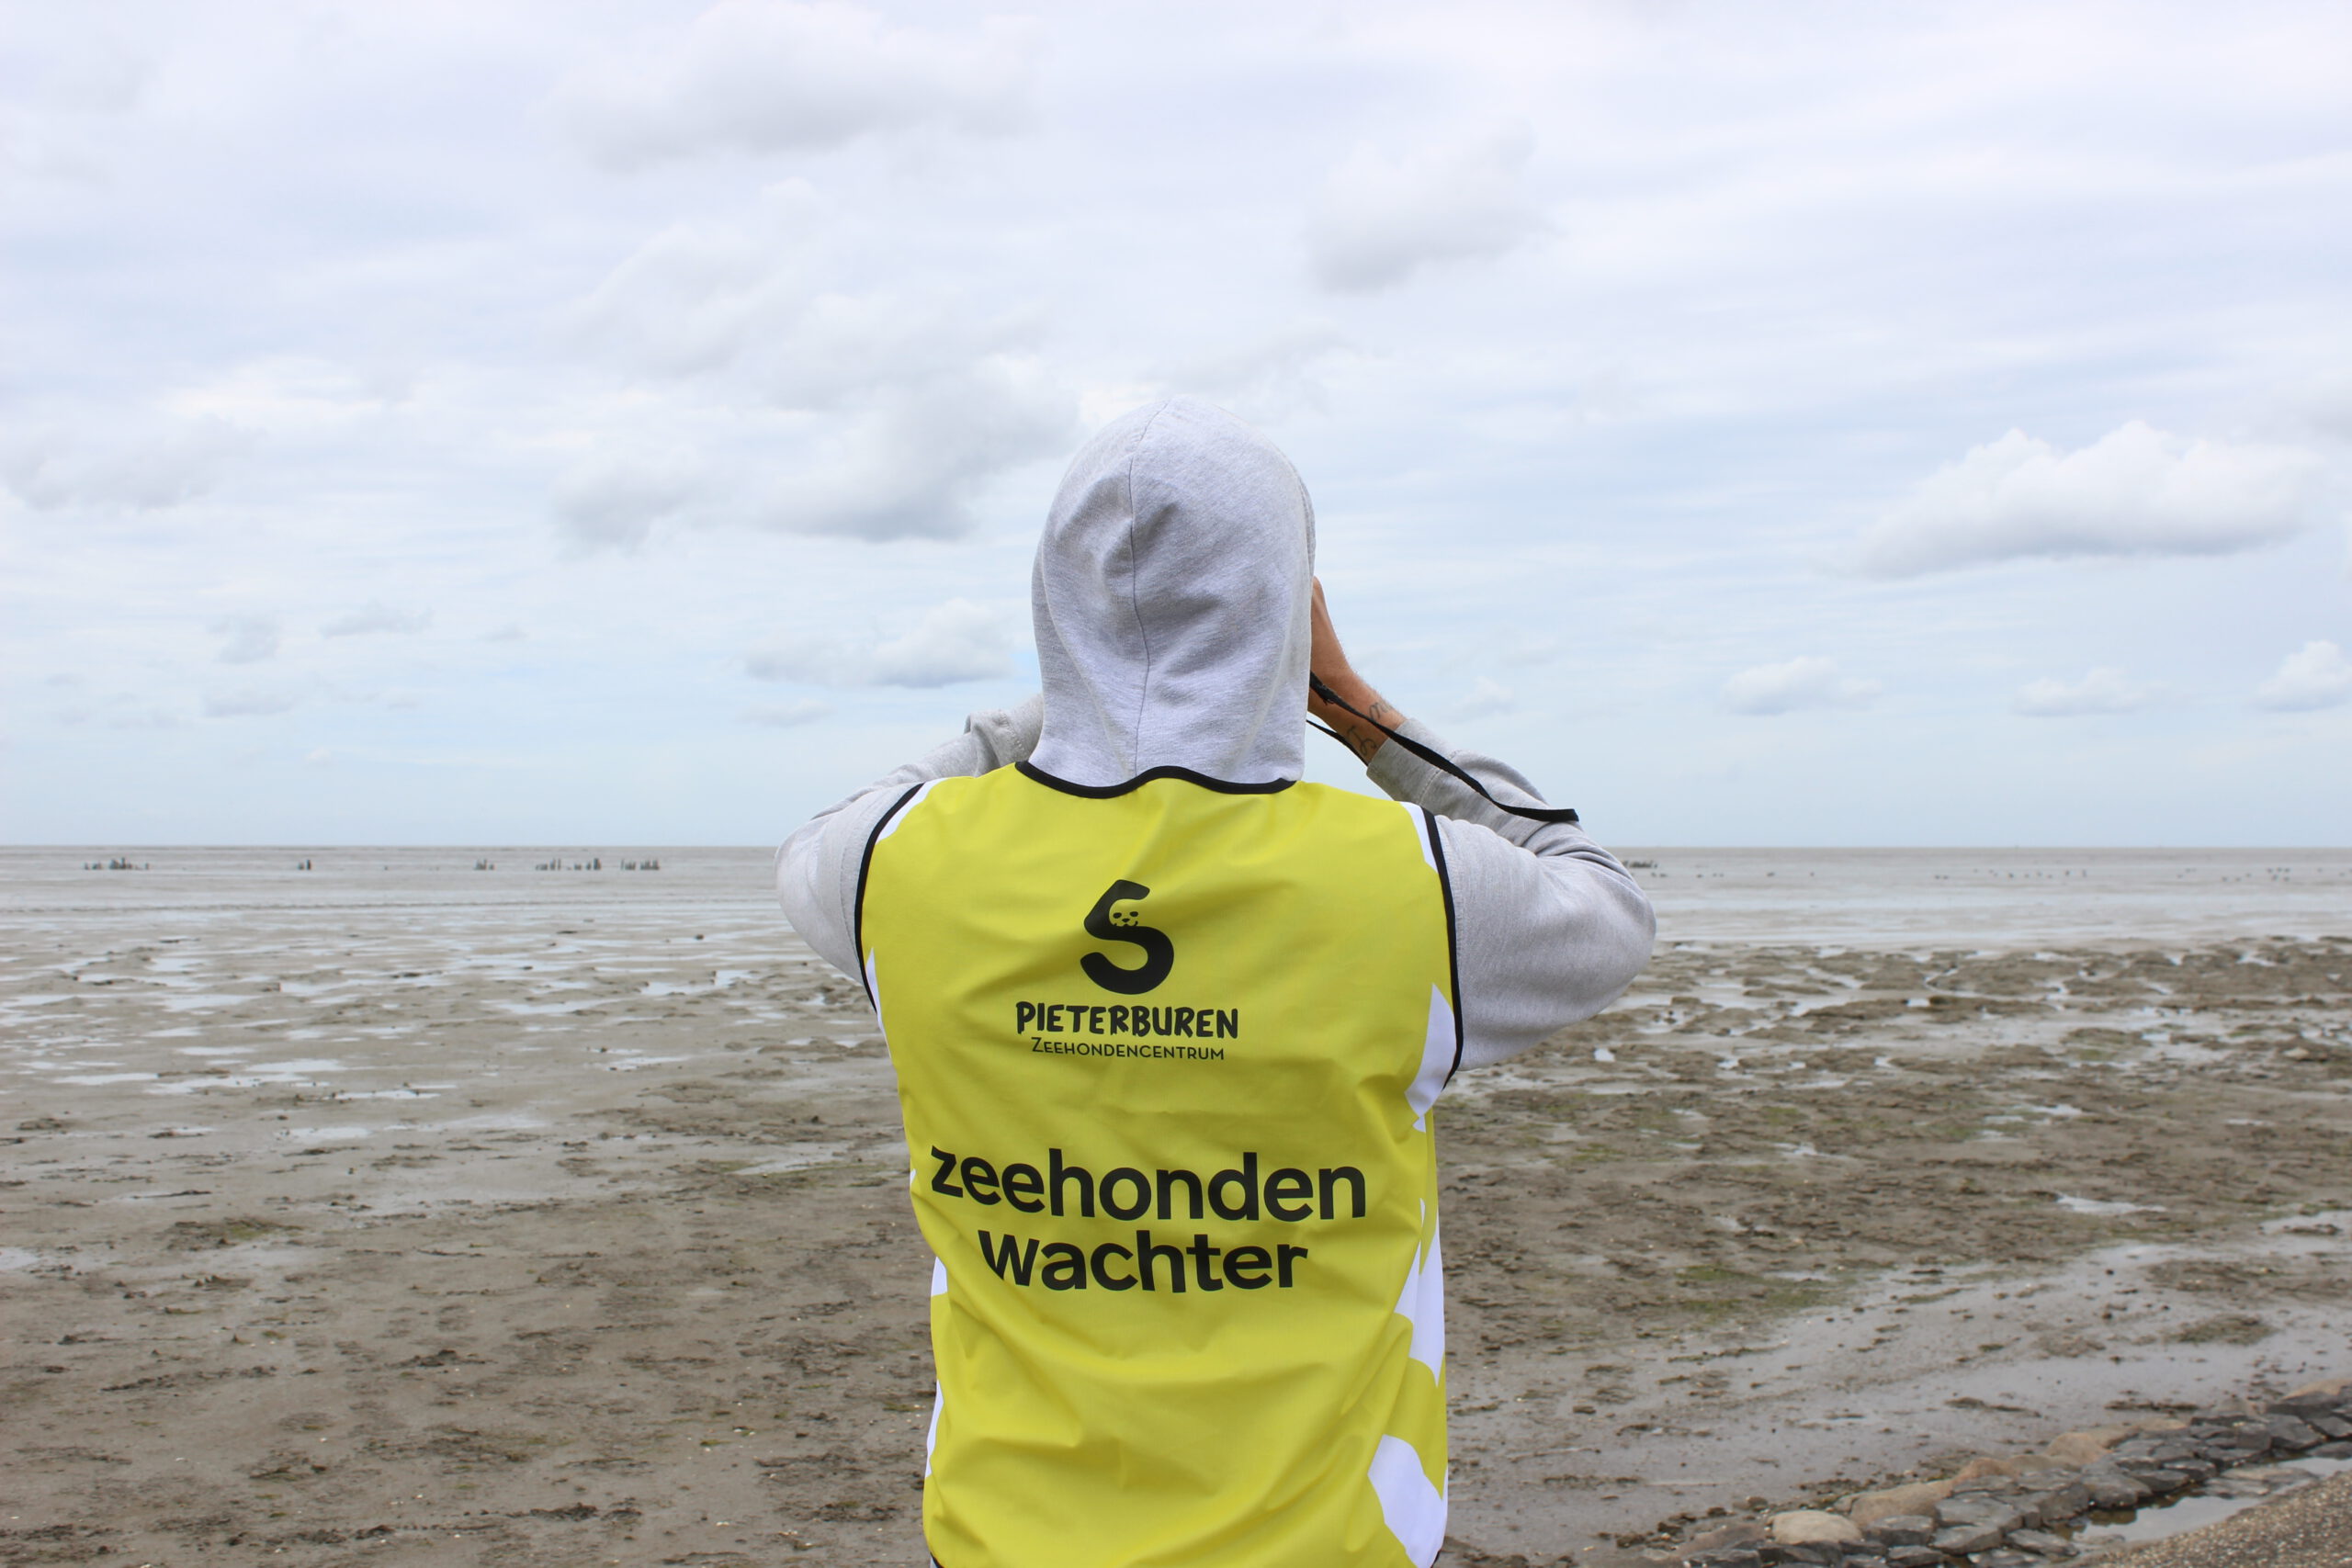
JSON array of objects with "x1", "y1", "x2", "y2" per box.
[
  {"x1": 777, "y1": 694, "x2": 1046, "y2": 982},
  {"x1": 1363, "y1": 719, "x2": 1656, "y2": 1070}
]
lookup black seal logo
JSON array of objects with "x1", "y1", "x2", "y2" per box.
[{"x1": 1080, "y1": 879, "x2": 1174, "y2": 995}]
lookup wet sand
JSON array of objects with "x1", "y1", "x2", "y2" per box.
[{"x1": 3, "y1": 847, "x2": 2347, "y2": 1566}]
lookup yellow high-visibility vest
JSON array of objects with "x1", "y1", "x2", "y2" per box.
[{"x1": 856, "y1": 761, "x2": 1461, "y2": 1568}]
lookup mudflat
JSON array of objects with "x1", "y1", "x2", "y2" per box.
[{"x1": 3, "y1": 847, "x2": 2348, "y2": 1566}]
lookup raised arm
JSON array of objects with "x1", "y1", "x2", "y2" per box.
[
  {"x1": 1307, "y1": 581, "x2": 1656, "y2": 1070},
  {"x1": 777, "y1": 694, "x2": 1045, "y2": 981}
]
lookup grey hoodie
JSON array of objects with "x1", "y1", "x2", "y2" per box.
[{"x1": 779, "y1": 397, "x2": 1655, "y2": 1071}]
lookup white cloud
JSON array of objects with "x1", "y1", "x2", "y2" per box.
[
  {"x1": 746, "y1": 598, "x2": 1016, "y2": 689},
  {"x1": 868, "y1": 599, "x2": 1019, "y2": 687},
  {"x1": 53, "y1": 692, "x2": 178, "y2": 730},
  {"x1": 1859, "y1": 422, "x2": 2325, "y2": 577},
  {"x1": 741, "y1": 699, "x2": 833, "y2": 728},
  {"x1": 552, "y1": 456, "x2": 701, "y2": 551},
  {"x1": 565, "y1": 186, "x2": 830, "y2": 382},
  {"x1": 202, "y1": 690, "x2": 296, "y2": 718},
  {"x1": 164, "y1": 355, "x2": 404, "y2": 432},
  {"x1": 1721, "y1": 656, "x2": 1880, "y2": 715},
  {"x1": 565, "y1": 190, "x2": 1075, "y2": 544},
  {"x1": 322, "y1": 601, "x2": 430, "y2": 637},
  {"x1": 752, "y1": 366, "x2": 1071, "y2": 541},
  {"x1": 548, "y1": 368, "x2": 1069, "y2": 548},
  {"x1": 12, "y1": 23, "x2": 150, "y2": 116},
  {"x1": 0, "y1": 21, "x2": 150, "y2": 180},
  {"x1": 212, "y1": 615, "x2": 279, "y2": 665},
  {"x1": 2, "y1": 418, "x2": 244, "y2": 511},
  {"x1": 559, "y1": 1, "x2": 1035, "y2": 169},
  {"x1": 2012, "y1": 666, "x2": 2159, "y2": 716},
  {"x1": 1306, "y1": 127, "x2": 1545, "y2": 293},
  {"x1": 2253, "y1": 640, "x2": 2352, "y2": 712},
  {"x1": 1149, "y1": 324, "x2": 1358, "y2": 422},
  {"x1": 571, "y1": 195, "x2": 1045, "y2": 407}
]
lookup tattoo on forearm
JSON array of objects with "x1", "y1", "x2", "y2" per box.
[
  {"x1": 1342, "y1": 701, "x2": 1396, "y2": 762},
  {"x1": 1313, "y1": 680, "x2": 1399, "y2": 762}
]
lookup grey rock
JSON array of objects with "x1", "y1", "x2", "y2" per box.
[
  {"x1": 2076, "y1": 1461, "x2": 2151, "y2": 1508},
  {"x1": 1884, "y1": 1550, "x2": 1948, "y2": 1568},
  {"x1": 2121, "y1": 1465, "x2": 2193, "y2": 1495},
  {"x1": 2004, "y1": 1529, "x2": 2073, "y2": 1557},
  {"x1": 2122, "y1": 1438, "x2": 2201, "y2": 1466},
  {"x1": 2311, "y1": 1439, "x2": 2352, "y2": 1458},
  {"x1": 2017, "y1": 1481, "x2": 2093, "y2": 1528},
  {"x1": 2195, "y1": 1399, "x2": 2260, "y2": 1420},
  {"x1": 2167, "y1": 1457, "x2": 2219, "y2": 1483},
  {"x1": 2193, "y1": 1421, "x2": 2272, "y2": 1456},
  {"x1": 1688, "y1": 1523, "x2": 1770, "y2": 1552},
  {"x1": 2190, "y1": 1449, "x2": 2243, "y2": 1472},
  {"x1": 1967, "y1": 1551, "x2": 2039, "y2": 1568},
  {"x1": 2309, "y1": 1415, "x2": 2352, "y2": 1439},
  {"x1": 1866, "y1": 1517, "x2": 1937, "y2": 1548},
  {"x1": 1950, "y1": 1476, "x2": 2024, "y2": 1497},
  {"x1": 1680, "y1": 1549, "x2": 1761, "y2": 1568},
  {"x1": 2263, "y1": 1414, "x2": 2323, "y2": 1450},
  {"x1": 2202, "y1": 1472, "x2": 2279, "y2": 1499},
  {"x1": 1929, "y1": 1522, "x2": 2007, "y2": 1555},
  {"x1": 1935, "y1": 1500, "x2": 2024, "y2": 1536}
]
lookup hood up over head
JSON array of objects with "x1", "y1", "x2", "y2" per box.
[{"x1": 1029, "y1": 398, "x2": 1317, "y2": 789}]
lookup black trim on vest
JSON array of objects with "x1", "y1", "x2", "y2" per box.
[
  {"x1": 1421, "y1": 805, "x2": 1466, "y2": 1086},
  {"x1": 851, "y1": 782, "x2": 926, "y2": 1012},
  {"x1": 1015, "y1": 760, "x2": 1295, "y2": 797}
]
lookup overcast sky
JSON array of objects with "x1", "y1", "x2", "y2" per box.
[{"x1": 6, "y1": 0, "x2": 2348, "y2": 847}]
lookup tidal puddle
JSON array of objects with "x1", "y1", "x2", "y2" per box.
[{"x1": 2078, "y1": 1457, "x2": 2352, "y2": 1550}]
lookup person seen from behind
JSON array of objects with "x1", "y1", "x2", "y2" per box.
[{"x1": 779, "y1": 397, "x2": 1655, "y2": 1567}]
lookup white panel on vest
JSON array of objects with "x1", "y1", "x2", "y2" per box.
[
  {"x1": 877, "y1": 778, "x2": 944, "y2": 841},
  {"x1": 864, "y1": 951, "x2": 887, "y2": 1039},
  {"x1": 1367, "y1": 1434, "x2": 1447, "y2": 1567},
  {"x1": 1392, "y1": 1223, "x2": 1445, "y2": 1376},
  {"x1": 1400, "y1": 801, "x2": 1438, "y2": 872},
  {"x1": 1407, "y1": 985, "x2": 1453, "y2": 1128}
]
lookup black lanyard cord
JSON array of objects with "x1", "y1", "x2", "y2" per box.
[{"x1": 1308, "y1": 676, "x2": 1580, "y2": 826}]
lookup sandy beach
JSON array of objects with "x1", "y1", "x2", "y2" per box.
[{"x1": 4, "y1": 846, "x2": 2348, "y2": 1566}]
